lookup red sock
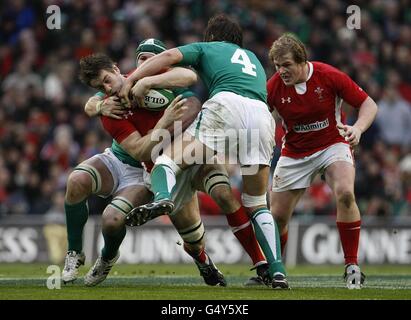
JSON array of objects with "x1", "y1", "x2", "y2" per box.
[
  {"x1": 336, "y1": 220, "x2": 361, "y2": 265},
  {"x1": 226, "y1": 206, "x2": 266, "y2": 266},
  {"x1": 280, "y1": 231, "x2": 288, "y2": 255},
  {"x1": 183, "y1": 244, "x2": 208, "y2": 264}
]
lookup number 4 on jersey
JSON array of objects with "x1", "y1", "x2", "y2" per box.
[{"x1": 231, "y1": 49, "x2": 257, "y2": 76}]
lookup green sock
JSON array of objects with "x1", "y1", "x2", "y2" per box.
[
  {"x1": 101, "y1": 226, "x2": 126, "y2": 261},
  {"x1": 151, "y1": 164, "x2": 176, "y2": 201},
  {"x1": 251, "y1": 208, "x2": 286, "y2": 277},
  {"x1": 65, "y1": 200, "x2": 89, "y2": 253}
]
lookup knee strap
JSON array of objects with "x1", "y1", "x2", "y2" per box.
[
  {"x1": 73, "y1": 164, "x2": 102, "y2": 194},
  {"x1": 203, "y1": 170, "x2": 230, "y2": 195},
  {"x1": 178, "y1": 221, "x2": 205, "y2": 245},
  {"x1": 108, "y1": 196, "x2": 134, "y2": 216}
]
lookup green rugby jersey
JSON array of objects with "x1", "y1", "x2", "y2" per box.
[
  {"x1": 177, "y1": 41, "x2": 267, "y2": 102},
  {"x1": 110, "y1": 139, "x2": 142, "y2": 168}
]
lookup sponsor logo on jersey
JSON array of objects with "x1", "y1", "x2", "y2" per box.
[
  {"x1": 281, "y1": 97, "x2": 291, "y2": 103},
  {"x1": 293, "y1": 118, "x2": 329, "y2": 133},
  {"x1": 123, "y1": 110, "x2": 134, "y2": 119},
  {"x1": 314, "y1": 86, "x2": 324, "y2": 100}
]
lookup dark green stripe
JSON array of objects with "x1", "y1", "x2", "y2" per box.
[
  {"x1": 206, "y1": 173, "x2": 229, "y2": 183},
  {"x1": 179, "y1": 221, "x2": 203, "y2": 236},
  {"x1": 113, "y1": 197, "x2": 133, "y2": 211},
  {"x1": 207, "y1": 181, "x2": 230, "y2": 194},
  {"x1": 109, "y1": 203, "x2": 129, "y2": 216},
  {"x1": 195, "y1": 111, "x2": 204, "y2": 139},
  {"x1": 153, "y1": 163, "x2": 175, "y2": 174},
  {"x1": 184, "y1": 232, "x2": 205, "y2": 245},
  {"x1": 252, "y1": 220, "x2": 275, "y2": 263},
  {"x1": 251, "y1": 208, "x2": 270, "y2": 220},
  {"x1": 74, "y1": 167, "x2": 99, "y2": 192}
]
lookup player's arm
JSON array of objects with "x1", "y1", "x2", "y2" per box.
[
  {"x1": 118, "y1": 48, "x2": 184, "y2": 106},
  {"x1": 337, "y1": 96, "x2": 378, "y2": 146},
  {"x1": 120, "y1": 95, "x2": 188, "y2": 161},
  {"x1": 352, "y1": 96, "x2": 378, "y2": 133},
  {"x1": 271, "y1": 107, "x2": 280, "y2": 121},
  {"x1": 84, "y1": 94, "x2": 126, "y2": 119},
  {"x1": 333, "y1": 69, "x2": 378, "y2": 146},
  {"x1": 131, "y1": 67, "x2": 198, "y2": 106},
  {"x1": 84, "y1": 95, "x2": 103, "y2": 117}
]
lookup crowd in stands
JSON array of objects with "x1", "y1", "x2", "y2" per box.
[{"x1": 0, "y1": 0, "x2": 410, "y2": 218}]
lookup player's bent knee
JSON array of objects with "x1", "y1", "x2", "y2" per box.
[
  {"x1": 102, "y1": 213, "x2": 124, "y2": 235},
  {"x1": 178, "y1": 220, "x2": 205, "y2": 249},
  {"x1": 103, "y1": 196, "x2": 133, "y2": 233},
  {"x1": 69, "y1": 164, "x2": 103, "y2": 197},
  {"x1": 65, "y1": 171, "x2": 93, "y2": 203},
  {"x1": 336, "y1": 190, "x2": 356, "y2": 209}
]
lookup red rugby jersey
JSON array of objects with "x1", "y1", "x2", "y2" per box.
[{"x1": 267, "y1": 61, "x2": 368, "y2": 158}]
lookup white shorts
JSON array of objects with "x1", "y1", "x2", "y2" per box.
[
  {"x1": 144, "y1": 165, "x2": 201, "y2": 216},
  {"x1": 185, "y1": 92, "x2": 275, "y2": 167},
  {"x1": 93, "y1": 148, "x2": 145, "y2": 197},
  {"x1": 271, "y1": 143, "x2": 354, "y2": 192}
]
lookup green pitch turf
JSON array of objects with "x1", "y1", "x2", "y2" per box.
[{"x1": 0, "y1": 264, "x2": 410, "y2": 300}]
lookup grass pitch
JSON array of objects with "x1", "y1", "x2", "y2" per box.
[{"x1": 0, "y1": 264, "x2": 410, "y2": 300}]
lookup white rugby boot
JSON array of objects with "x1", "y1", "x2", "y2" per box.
[
  {"x1": 62, "y1": 251, "x2": 85, "y2": 284},
  {"x1": 84, "y1": 252, "x2": 120, "y2": 287}
]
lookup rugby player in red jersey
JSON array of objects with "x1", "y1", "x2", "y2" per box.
[{"x1": 267, "y1": 34, "x2": 378, "y2": 289}]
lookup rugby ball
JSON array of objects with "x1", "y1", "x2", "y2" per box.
[{"x1": 143, "y1": 89, "x2": 175, "y2": 111}]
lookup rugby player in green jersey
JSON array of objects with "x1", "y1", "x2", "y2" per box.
[
  {"x1": 119, "y1": 15, "x2": 289, "y2": 289},
  {"x1": 63, "y1": 39, "x2": 268, "y2": 287}
]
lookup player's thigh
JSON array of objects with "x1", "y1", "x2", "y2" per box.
[
  {"x1": 169, "y1": 195, "x2": 201, "y2": 231},
  {"x1": 324, "y1": 161, "x2": 356, "y2": 196},
  {"x1": 270, "y1": 189, "x2": 305, "y2": 222}
]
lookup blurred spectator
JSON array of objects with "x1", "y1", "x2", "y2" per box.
[
  {"x1": 376, "y1": 85, "x2": 411, "y2": 149},
  {"x1": 399, "y1": 155, "x2": 411, "y2": 215},
  {"x1": 40, "y1": 124, "x2": 80, "y2": 171},
  {"x1": 0, "y1": 0, "x2": 410, "y2": 218}
]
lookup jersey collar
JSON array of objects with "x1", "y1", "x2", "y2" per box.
[{"x1": 294, "y1": 61, "x2": 313, "y2": 95}]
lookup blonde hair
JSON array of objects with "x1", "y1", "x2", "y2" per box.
[{"x1": 269, "y1": 33, "x2": 307, "y2": 64}]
